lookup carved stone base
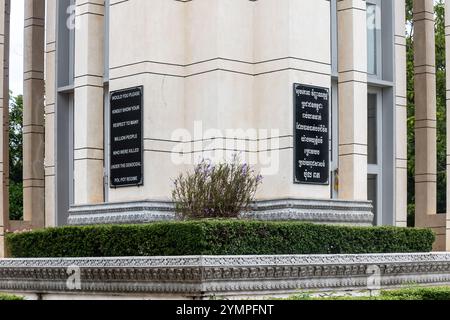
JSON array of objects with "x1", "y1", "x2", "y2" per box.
[
  {"x1": 68, "y1": 201, "x2": 175, "y2": 226},
  {"x1": 1, "y1": 253, "x2": 449, "y2": 300},
  {"x1": 68, "y1": 198, "x2": 374, "y2": 226},
  {"x1": 244, "y1": 198, "x2": 374, "y2": 226}
]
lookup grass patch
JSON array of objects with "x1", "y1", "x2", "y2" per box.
[
  {"x1": 286, "y1": 287, "x2": 450, "y2": 300},
  {"x1": 0, "y1": 294, "x2": 23, "y2": 301}
]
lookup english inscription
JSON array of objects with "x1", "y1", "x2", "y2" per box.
[{"x1": 110, "y1": 86, "x2": 143, "y2": 187}]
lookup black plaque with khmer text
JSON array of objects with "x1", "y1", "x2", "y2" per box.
[
  {"x1": 294, "y1": 84, "x2": 330, "y2": 185},
  {"x1": 110, "y1": 86, "x2": 143, "y2": 187}
]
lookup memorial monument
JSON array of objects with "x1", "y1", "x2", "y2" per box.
[{"x1": 0, "y1": 0, "x2": 449, "y2": 257}]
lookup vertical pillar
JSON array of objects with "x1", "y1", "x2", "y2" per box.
[
  {"x1": 395, "y1": 0, "x2": 408, "y2": 227},
  {"x1": 23, "y1": 0, "x2": 45, "y2": 228},
  {"x1": 2, "y1": 0, "x2": 8, "y2": 226},
  {"x1": 414, "y1": 0, "x2": 437, "y2": 226},
  {"x1": 0, "y1": 0, "x2": 8, "y2": 257},
  {"x1": 445, "y1": 0, "x2": 450, "y2": 250},
  {"x1": 3, "y1": 0, "x2": 8, "y2": 224},
  {"x1": 45, "y1": 0, "x2": 57, "y2": 227},
  {"x1": 337, "y1": 0, "x2": 368, "y2": 201},
  {"x1": 73, "y1": 0, "x2": 105, "y2": 205}
]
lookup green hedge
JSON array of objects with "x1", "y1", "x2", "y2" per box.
[{"x1": 6, "y1": 220, "x2": 435, "y2": 258}]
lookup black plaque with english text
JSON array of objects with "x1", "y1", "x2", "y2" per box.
[
  {"x1": 294, "y1": 84, "x2": 329, "y2": 185},
  {"x1": 110, "y1": 86, "x2": 143, "y2": 187}
]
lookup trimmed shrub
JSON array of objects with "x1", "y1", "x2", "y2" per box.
[
  {"x1": 6, "y1": 221, "x2": 435, "y2": 258},
  {"x1": 172, "y1": 157, "x2": 263, "y2": 219}
]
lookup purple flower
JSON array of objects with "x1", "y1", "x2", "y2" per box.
[{"x1": 201, "y1": 161, "x2": 214, "y2": 176}]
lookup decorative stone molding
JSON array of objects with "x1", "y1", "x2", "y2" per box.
[
  {"x1": 0, "y1": 253, "x2": 449, "y2": 299},
  {"x1": 68, "y1": 201, "x2": 175, "y2": 226},
  {"x1": 244, "y1": 199, "x2": 374, "y2": 226},
  {"x1": 68, "y1": 199, "x2": 374, "y2": 226}
]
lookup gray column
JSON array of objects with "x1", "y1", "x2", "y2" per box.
[
  {"x1": 3, "y1": 0, "x2": 8, "y2": 224},
  {"x1": 23, "y1": 0, "x2": 45, "y2": 228},
  {"x1": 45, "y1": 0, "x2": 56, "y2": 226},
  {"x1": 337, "y1": 0, "x2": 368, "y2": 201},
  {"x1": 414, "y1": 0, "x2": 437, "y2": 226},
  {"x1": 0, "y1": 0, "x2": 8, "y2": 258},
  {"x1": 395, "y1": 0, "x2": 408, "y2": 227}
]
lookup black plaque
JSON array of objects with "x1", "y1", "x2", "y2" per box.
[
  {"x1": 294, "y1": 84, "x2": 330, "y2": 185},
  {"x1": 110, "y1": 86, "x2": 143, "y2": 187}
]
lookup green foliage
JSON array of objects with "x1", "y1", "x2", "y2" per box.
[
  {"x1": 406, "y1": 0, "x2": 447, "y2": 225},
  {"x1": 0, "y1": 294, "x2": 23, "y2": 301},
  {"x1": 9, "y1": 181, "x2": 23, "y2": 221},
  {"x1": 287, "y1": 287, "x2": 450, "y2": 300},
  {"x1": 9, "y1": 94, "x2": 23, "y2": 184},
  {"x1": 172, "y1": 157, "x2": 263, "y2": 219},
  {"x1": 381, "y1": 287, "x2": 450, "y2": 300},
  {"x1": 9, "y1": 94, "x2": 23, "y2": 220},
  {"x1": 435, "y1": 1, "x2": 447, "y2": 214},
  {"x1": 6, "y1": 221, "x2": 435, "y2": 258}
]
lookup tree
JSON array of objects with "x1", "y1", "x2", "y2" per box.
[
  {"x1": 9, "y1": 94, "x2": 23, "y2": 221},
  {"x1": 406, "y1": 0, "x2": 447, "y2": 226}
]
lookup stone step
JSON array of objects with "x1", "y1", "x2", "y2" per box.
[{"x1": 68, "y1": 199, "x2": 374, "y2": 226}]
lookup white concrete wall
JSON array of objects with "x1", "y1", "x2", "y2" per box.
[
  {"x1": 109, "y1": 0, "x2": 186, "y2": 202},
  {"x1": 107, "y1": 0, "x2": 332, "y2": 203}
]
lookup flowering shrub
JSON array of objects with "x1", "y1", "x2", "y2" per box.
[{"x1": 172, "y1": 157, "x2": 263, "y2": 219}]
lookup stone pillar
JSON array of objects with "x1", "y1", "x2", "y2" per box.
[
  {"x1": 445, "y1": 0, "x2": 450, "y2": 250},
  {"x1": 23, "y1": 0, "x2": 45, "y2": 228},
  {"x1": 337, "y1": 0, "x2": 368, "y2": 201},
  {"x1": 45, "y1": 0, "x2": 56, "y2": 227},
  {"x1": 414, "y1": 0, "x2": 437, "y2": 225},
  {"x1": 0, "y1": 0, "x2": 8, "y2": 257},
  {"x1": 395, "y1": 0, "x2": 408, "y2": 227},
  {"x1": 3, "y1": 0, "x2": 8, "y2": 224},
  {"x1": 73, "y1": 0, "x2": 105, "y2": 205}
]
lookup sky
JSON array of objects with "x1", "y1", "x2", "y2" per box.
[{"x1": 10, "y1": 0, "x2": 24, "y2": 96}]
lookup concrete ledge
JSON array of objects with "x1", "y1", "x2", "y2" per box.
[
  {"x1": 68, "y1": 198, "x2": 374, "y2": 226},
  {"x1": 0, "y1": 253, "x2": 449, "y2": 300}
]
